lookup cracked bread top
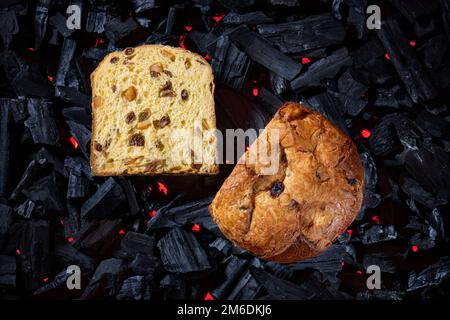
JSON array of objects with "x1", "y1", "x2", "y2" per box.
[{"x1": 209, "y1": 102, "x2": 364, "y2": 263}]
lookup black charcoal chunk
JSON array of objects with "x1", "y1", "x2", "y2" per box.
[
  {"x1": 359, "y1": 224, "x2": 398, "y2": 244},
  {"x1": 347, "y1": 5, "x2": 367, "y2": 39},
  {"x1": 82, "y1": 48, "x2": 109, "y2": 62},
  {"x1": 424, "y1": 34, "x2": 448, "y2": 70},
  {"x1": 157, "y1": 228, "x2": 211, "y2": 273},
  {"x1": 160, "y1": 274, "x2": 188, "y2": 299},
  {"x1": 258, "y1": 14, "x2": 345, "y2": 54},
  {"x1": 9, "y1": 158, "x2": 50, "y2": 201},
  {"x1": 22, "y1": 171, "x2": 66, "y2": 212},
  {"x1": 24, "y1": 99, "x2": 60, "y2": 146},
  {"x1": 218, "y1": 0, "x2": 255, "y2": 9},
  {"x1": 62, "y1": 202, "x2": 81, "y2": 239},
  {"x1": 374, "y1": 86, "x2": 413, "y2": 109},
  {"x1": 368, "y1": 115, "x2": 402, "y2": 157},
  {"x1": 120, "y1": 232, "x2": 155, "y2": 258},
  {"x1": 15, "y1": 200, "x2": 36, "y2": 219},
  {"x1": 0, "y1": 255, "x2": 16, "y2": 289},
  {"x1": 269, "y1": 71, "x2": 289, "y2": 95},
  {"x1": 116, "y1": 178, "x2": 140, "y2": 216},
  {"x1": 49, "y1": 12, "x2": 74, "y2": 37},
  {"x1": 407, "y1": 257, "x2": 450, "y2": 291},
  {"x1": 212, "y1": 35, "x2": 251, "y2": 90},
  {"x1": 33, "y1": 269, "x2": 71, "y2": 296},
  {"x1": 391, "y1": 0, "x2": 438, "y2": 23},
  {"x1": 402, "y1": 178, "x2": 447, "y2": 208},
  {"x1": 376, "y1": 16, "x2": 437, "y2": 103},
  {"x1": 81, "y1": 178, "x2": 125, "y2": 220},
  {"x1": 258, "y1": 87, "x2": 284, "y2": 116},
  {"x1": 361, "y1": 244, "x2": 407, "y2": 274},
  {"x1": 130, "y1": 254, "x2": 160, "y2": 276},
  {"x1": 54, "y1": 243, "x2": 94, "y2": 272},
  {"x1": 0, "y1": 204, "x2": 13, "y2": 247},
  {"x1": 67, "y1": 172, "x2": 90, "y2": 199},
  {"x1": 209, "y1": 237, "x2": 233, "y2": 256},
  {"x1": 66, "y1": 121, "x2": 91, "y2": 158},
  {"x1": 73, "y1": 218, "x2": 123, "y2": 257},
  {"x1": 130, "y1": 0, "x2": 156, "y2": 14},
  {"x1": 55, "y1": 38, "x2": 76, "y2": 90},
  {"x1": 223, "y1": 11, "x2": 273, "y2": 25},
  {"x1": 105, "y1": 17, "x2": 139, "y2": 43},
  {"x1": 291, "y1": 48, "x2": 351, "y2": 90},
  {"x1": 227, "y1": 258, "x2": 261, "y2": 300},
  {"x1": 2, "y1": 97, "x2": 29, "y2": 123},
  {"x1": 81, "y1": 258, "x2": 128, "y2": 299},
  {"x1": 336, "y1": 69, "x2": 368, "y2": 116},
  {"x1": 189, "y1": 30, "x2": 218, "y2": 53},
  {"x1": 64, "y1": 156, "x2": 92, "y2": 180},
  {"x1": 34, "y1": 0, "x2": 51, "y2": 49},
  {"x1": 0, "y1": 100, "x2": 12, "y2": 198},
  {"x1": 0, "y1": 9, "x2": 19, "y2": 49},
  {"x1": 416, "y1": 110, "x2": 450, "y2": 140},
  {"x1": 212, "y1": 256, "x2": 248, "y2": 299},
  {"x1": 86, "y1": 11, "x2": 109, "y2": 33},
  {"x1": 356, "y1": 290, "x2": 403, "y2": 300},
  {"x1": 306, "y1": 92, "x2": 347, "y2": 133},
  {"x1": 230, "y1": 26, "x2": 302, "y2": 80},
  {"x1": 116, "y1": 276, "x2": 144, "y2": 300}
]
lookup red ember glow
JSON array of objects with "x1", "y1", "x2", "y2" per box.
[
  {"x1": 118, "y1": 229, "x2": 125, "y2": 235},
  {"x1": 204, "y1": 54, "x2": 211, "y2": 60},
  {"x1": 372, "y1": 215, "x2": 380, "y2": 225},
  {"x1": 204, "y1": 292, "x2": 214, "y2": 300},
  {"x1": 409, "y1": 40, "x2": 416, "y2": 47},
  {"x1": 27, "y1": 47, "x2": 36, "y2": 52},
  {"x1": 16, "y1": 249, "x2": 21, "y2": 255},
  {"x1": 149, "y1": 210, "x2": 157, "y2": 218},
  {"x1": 179, "y1": 34, "x2": 187, "y2": 49},
  {"x1": 347, "y1": 229, "x2": 353, "y2": 237},
  {"x1": 301, "y1": 57, "x2": 311, "y2": 64},
  {"x1": 157, "y1": 182, "x2": 168, "y2": 195},
  {"x1": 412, "y1": 245, "x2": 418, "y2": 252},
  {"x1": 192, "y1": 224, "x2": 201, "y2": 232},
  {"x1": 69, "y1": 136, "x2": 79, "y2": 149},
  {"x1": 67, "y1": 237, "x2": 75, "y2": 244},
  {"x1": 252, "y1": 86, "x2": 259, "y2": 97},
  {"x1": 212, "y1": 13, "x2": 225, "y2": 22},
  {"x1": 185, "y1": 25, "x2": 192, "y2": 32},
  {"x1": 361, "y1": 129, "x2": 371, "y2": 139},
  {"x1": 42, "y1": 277, "x2": 49, "y2": 282},
  {"x1": 47, "y1": 75, "x2": 54, "y2": 82},
  {"x1": 356, "y1": 270, "x2": 363, "y2": 275},
  {"x1": 384, "y1": 53, "x2": 391, "y2": 60}
]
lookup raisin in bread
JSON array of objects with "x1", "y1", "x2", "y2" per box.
[
  {"x1": 209, "y1": 102, "x2": 364, "y2": 263},
  {"x1": 90, "y1": 45, "x2": 218, "y2": 176}
]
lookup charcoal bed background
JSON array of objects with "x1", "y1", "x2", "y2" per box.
[{"x1": 0, "y1": 0, "x2": 450, "y2": 300}]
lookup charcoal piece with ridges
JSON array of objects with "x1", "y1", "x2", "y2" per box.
[
  {"x1": 24, "y1": 99, "x2": 60, "y2": 146},
  {"x1": 227, "y1": 257, "x2": 261, "y2": 300},
  {"x1": 22, "y1": 171, "x2": 66, "y2": 212},
  {"x1": 0, "y1": 100, "x2": 12, "y2": 198},
  {"x1": 9, "y1": 158, "x2": 50, "y2": 201},
  {"x1": 104, "y1": 17, "x2": 139, "y2": 43},
  {"x1": 223, "y1": 11, "x2": 273, "y2": 25},
  {"x1": 116, "y1": 276, "x2": 144, "y2": 300},
  {"x1": 73, "y1": 218, "x2": 123, "y2": 257},
  {"x1": 407, "y1": 257, "x2": 450, "y2": 291},
  {"x1": 80, "y1": 258, "x2": 128, "y2": 299},
  {"x1": 374, "y1": 86, "x2": 413, "y2": 109},
  {"x1": 62, "y1": 107, "x2": 91, "y2": 129},
  {"x1": 336, "y1": 69, "x2": 368, "y2": 116},
  {"x1": 291, "y1": 48, "x2": 352, "y2": 90},
  {"x1": 269, "y1": 71, "x2": 289, "y2": 95},
  {"x1": 86, "y1": 10, "x2": 109, "y2": 33},
  {"x1": 0, "y1": 255, "x2": 16, "y2": 289},
  {"x1": 34, "y1": 0, "x2": 51, "y2": 49},
  {"x1": 2, "y1": 97, "x2": 29, "y2": 123},
  {"x1": 55, "y1": 38, "x2": 76, "y2": 91},
  {"x1": 356, "y1": 290, "x2": 403, "y2": 300},
  {"x1": 401, "y1": 178, "x2": 447, "y2": 208},
  {"x1": 130, "y1": 0, "x2": 157, "y2": 14},
  {"x1": 56, "y1": 86, "x2": 91, "y2": 108},
  {"x1": 257, "y1": 14, "x2": 345, "y2": 54},
  {"x1": 211, "y1": 256, "x2": 248, "y2": 299},
  {"x1": 67, "y1": 172, "x2": 90, "y2": 199},
  {"x1": 212, "y1": 35, "x2": 251, "y2": 90},
  {"x1": 64, "y1": 156, "x2": 92, "y2": 180},
  {"x1": 0, "y1": 204, "x2": 13, "y2": 247},
  {"x1": 15, "y1": 200, "x2": 36, "y2": 219},
  {"x1": 390, "y1": 0, "x2": 438, "y2": 23},
  {"x1": 306, "y1": 92, "x2": 347, "y2": 134},
  {"x1": 54, "y1": 242, "x2": 94, "y2": 272},
  {"x1": 81, "y1": 178, "x2": 125, "y2": 220},
  {"x1": 116, "y1": 178, "x2": 140, "y2": 216},
  {"x1": 120, "y1": 232, "x2": 155, "y2": 258},
  {"x1": 160, "y1": 274, "x2": 188, "y2": 299},
  {"x1": 157, "y1": 227, "x2": 211, "y2": 273},
  {"x1": 368, "y1": 116, "x2": 402, "y2": 157},
  {"x1": 416, "y1": 110, "x2": 450, "y2": 140},
  {"x1": 66, "y1": 121, "x2": 91, "y2": 158},
  {"x1": 424, "y1": 34, "x2": 448, "y2": 71},
  {"x1": 376, "y1": 16, "x2": 437, "y2": 103},
  {"x1": 0, "y1": 9, "x2": 18, "y2": 49},
  {"x1": 82, "y1": 48, "x2": 109, "y2": 62},
  {"x1": 130, "y1": 253, "x2": 161, "y2": 276},
  {"x1": 361, "y1": 244, "x2": 407, "y2": 274},
  {"x1": 63, "y1": 202, "x2": 81, "y2": 239},
  {"x1": 49, "y1": 12, "x2": 74, "y2": 38},
  {"x1": 230, "y1": 26, "x2": 302, "y2": 80},
  {"x1": 359, "y1": 224, "x2": 398, "y2": 244}
]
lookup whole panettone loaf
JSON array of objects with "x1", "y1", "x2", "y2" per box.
[
  {"x1": 90, "y1": 45, "x2": 218, "y2": 176},
  {"x1": 209, "y1": 102, "x2": 364, "y2": 263}
]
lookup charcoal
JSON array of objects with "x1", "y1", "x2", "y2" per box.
[
  {"x1": 416, "y1": 110, "x2": 450, "y2": 140},
  {"x1": 148, "y1": 196, "x2": 221, "y2": 235},
  {"x1": 368, "y1": 116, "x2": 402, "y2": 157},
  {"x1": 347, "y1": 5, "x2": 366, "y2": 40},
  {"x1": 160, "y1": 274, "x2": 188, "y2": 299},
  {"x1": 402, "y1": 178, "x2": 447, "y2": 208},
  {"x1": 35, "y1": 147, "x2": 65, "y2": 175},
  {"x1": 86, "y1": 11, "x2": 109, "y2": 33},
  {"x1": 306, "y1": 92, "x2": 347, "y2": 133},
  {"x1": 0, "y1": 9, "x2": 19, "y2": 49},
  {"x1": 391, "y1": 0, "x2": 438, "y2": 23},
  {"x1": 55, "y1": 38, "x2": 77, "y2": 91},
  {"x1": 258, "y1": 87, "x2": 284, "y2": 116},
  {"x1": 211, "y1": 35, "x2": 250, "y2": 90},
  {"x1": 116, "y1": 178, "x2": 140, "y2": 216},
  {"x1": 54, "y1": 242, "x2": 94, "y2": 272},
  {"x1": 64, "y1": 156, "x2": 92, "y2": 180},
  {"x1": 2, "y1": 97, "x2": 29, "y2": 123},
  {"x1": 82, "y1": 48, "x2": 109, "y2": 62},
  {"x1": 63, "y1": 202, "x2": 81, "y2": 239},
  {"x1": 209, "y1": 237, "x2": 233, "y2": 256},
  {"x1": 116, "y1": 276, "x2": 144, "y2": 300},
  {"x1": 81, "y1": 178, "x2": 125, "y2": 220},
  {"x1": 15, "y1": 200, "x2": 36, "y2": 219},
  {"x1": 230, "y1": 26, "x2": 302, "y2": 80},
  {"x1": 9, "y1": 158, "x2": 51, "y2": 201},
  {"x1": 405, "y1": 144, "x2": 450, "y2": 201},
  {"x1": 427, "y1": 208, "x2": 446, "y2": 240},
  {"x1": 105, "y1": 17, "x2": 139, "y2": 43},
  {"x1": 356, "y1": 290, "x2": 403, "y2": 300},
  {"x1": 24, "y1": 99, "x2": 60, "y2": 146},
  {"x1": 165, "y1": 6, "x2": 185, "y2": 35},
  {"x1": 73, "y1": 218, "x2": 123, "y2": 257},
  {"x1": 291, "y1": 48, "x2": 352, "y2": 90},
  {"x1": 67, "y1": 172, "x2": 90, "y2": 199},
  {"x1": 227, "y1": 258, "x2": 261, "y2": 300},
  {"x1": 0, "y1": 204, "x2": 13, "y2": 247},
  {"x1": 424, "y1": 34, "x2": 448, "y2": 70},
  {"x1": 258, "y1": 14, "x2": 345, "y2": 54},
  {"x1": 34, "y1": 0, "x2": 51, "y2": 49},
  {"x1": 130, "y1": 254, "x2": 160, "y2": 276},
  {"x1": 189, "y1": 30, "x2": 218, "y2": 53},
  {"x1": 157, "y1": 228, "x2": 211, "y2": 273},
  {"x1": 376, "y1": 16, "x2": 437, "y2": 103},
  {"x1": 374, "y1": 86, "x2": 413, "y2": 109},
  {"x1": 66, "y1": 121, "x2": 91, "y2": 157},
  {"x1": 269, "y1": 71, "x2": 289, "y2": 95},
  {"x1": 359, "y1": 224, "x2": 397, "y2": 244},
  {"x1": 120, "y1": 232, "x2": 155, "y2": 258},
  {"x1": 406, "y1": 216, "x2": 438, "y2": 250},
  {"x1": 218, "y1": 0, "x2": 255, "y2": 9},
  {"x1": 408, "y1": 257, "x2": 450, "y2": 291},
  {"x1": 49, "y1": 12, "x2": 74, "y2": 38},
  {"x1": 81, "y1": 258, "x2": 128, "y2": 299},
  {"x1": 0, "y1": 255, "x2": 16, "y2": 289},
  {"x1": 336, "y1": 69, "x2": 368, "y2": 116},
  {"x1": 14, "y1": 220, "x2": 50, "y2": 293},
  {"x1": 223, "y1": 11, "x2": 272, "y2": 25},
  {"x1": 0, "y1": 100, "x2": 12, "y2": 198},
  {"x1": 130, "y1": 0, "x2": 156, "y2": 14},
  {"x1": 22, "y1": 171, "x2": 66, "y2": 212},
  {"x1": 361, "y1": 245, "x2": 407, "y2": 274},
  {"x1": 212, "y1": 256, "x2": 248, "y2": 299}
]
